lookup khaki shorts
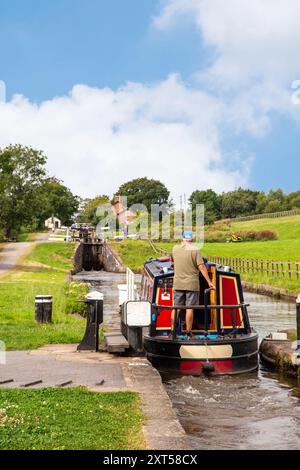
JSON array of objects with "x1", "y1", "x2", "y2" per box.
[{"x1": 173, "y1": 290, "x2": 199, "y2": 307}]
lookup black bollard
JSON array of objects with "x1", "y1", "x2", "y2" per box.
[
  {"x1": 35, "y1": 295, "x2": 52, "y2": 323},
  {"x1": 296, "y1": 295, "x2": 300, "y2": 351},
  {"x1": 77, "y1": 292, "x2": 104, "y2": 351}
]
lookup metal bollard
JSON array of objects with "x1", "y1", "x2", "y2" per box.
[
  {"x1": 35, "y1": 295, "x2": 52, "y2": 323},
  {"x1": 77, "y1": 292, "x2": 104, "y2": 351},
  {"x1": 296, "y1": 294, "x2": 300, "y2": 351}
]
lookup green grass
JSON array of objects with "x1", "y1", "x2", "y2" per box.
[
  {"x1": 27, "y1": 242, "x2": 76, "y2": 270},
  {"x1": 228, "y1": 215, "x2": 300, "y2": 240},
  {"x1": 0, "y1": 387, "x2": 146, "y2": 450},
  {"x1": 16, "y1": 232, "x2": 40, "y2": 242},
  {"x1": 0, "y1": 242, "x2": 88, "y2": 350},
  {"x1": 111, "y1": 240, "x2": 156, "y2": 272},
  {"x1": 111, "y1": 215, "x2": 300, "y2": 293}
]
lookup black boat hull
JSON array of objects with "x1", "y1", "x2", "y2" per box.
[{"x1": 144, "y1": 332, "x2": 259, "y2": 376}]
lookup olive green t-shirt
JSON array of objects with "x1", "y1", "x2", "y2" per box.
[{"x1": 172, "y1": 243, "x2": 204, "y2": 292}]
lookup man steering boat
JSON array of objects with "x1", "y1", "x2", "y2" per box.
[{"x1": 171, "y1": 230, "x2": 215, "y2": 339}]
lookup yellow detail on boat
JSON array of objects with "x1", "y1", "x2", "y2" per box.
[{"x1": 179, "y1": 344, "x2": 233, "y2": 359}]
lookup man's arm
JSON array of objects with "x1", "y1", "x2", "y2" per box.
[{"x1": 198, "y1": 263, "x2": 216, "y2": 290}]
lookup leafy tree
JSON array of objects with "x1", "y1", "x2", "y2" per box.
[
  {"x1": 0, "y1": 144, "x2": 47, "y2": 238},
  {"x1": 189, "y1": 189, "x2": 221, "y2": 224},
  {"x1": 114, "y1": 177, "x2": 171, "y2": 212},
  {"x1": 220, "y1": 188, "x2": 259, "y2": 218},
  {"x1": 286, "y1": 191, "x2": 300, "y2": 209},
  {"x1": 80, "y1": 195, "x2": 110, "y2": 225},
  {"x1": 256, "y1": 192, "x2": 269, "y2": 213},
  {"x1": 36, "y1": 177, "x2": 79, "y2": 226},
  {"x1": 257, "y1": 189, "x2": 287, "y2": 213}
]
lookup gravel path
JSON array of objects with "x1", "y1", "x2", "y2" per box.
[{"x1": 0, "y1": 233, "x2": 50, "y2": 277}]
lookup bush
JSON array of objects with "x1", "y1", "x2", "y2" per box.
[
  {"x1": 236, "y1": 230, "x2": 277, "y2": 241},
  {"x1": 64, "y1": 281, "x2": 89, "y2": 316},
  {"x1": 204, "y1": 229, "x2": 277, "y2": 243}
]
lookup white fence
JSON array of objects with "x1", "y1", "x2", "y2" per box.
[{"x1": 126, "y1": 268, "x2": 135, "y2": 301}]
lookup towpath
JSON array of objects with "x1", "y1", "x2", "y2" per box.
[{"x1": 0, "y1": 233, "x2": 49, "y2": 277}]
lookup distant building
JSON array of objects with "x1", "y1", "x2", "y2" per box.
[
  {"x1": 112, "y1": 195, "x2": 136, "y2": 225},
  {"x1": 45, "y1": 216, "x2": 62, "y2": 230}
]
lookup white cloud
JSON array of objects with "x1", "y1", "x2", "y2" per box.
[
  {"x1": 154, "y1": 0, "x2": 300, "y2": 135},
  {"x1": 155, "y1": 0, "x2": 300, "y2": 83},
  {"x1": 0, "y1": 75, "x2": 248, "y2": 199}
]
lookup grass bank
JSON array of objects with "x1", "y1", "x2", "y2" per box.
[
  {"x1": 111, "y1": 215, "x2": 300, "y2": 293},
  {"x1": 0, "y1": 387, "x2": 145, "y2": 450},
  {"x1": 0, "y1": 242, "x2": 88, "y2": 350},
  {"x1": 16, "y1": 232, "x2": 47, "y2": 242}
]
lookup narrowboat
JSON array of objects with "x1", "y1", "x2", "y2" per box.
[{"x1": 140, "y1": 257, "x2": 259, "y2": 376}]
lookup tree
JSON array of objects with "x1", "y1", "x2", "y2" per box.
[
  {"x1": 114, "y1": 177, "x2": 171, "y2": 212},
  {"x1": 36, "y1": 177, "x2": 79, "y2": 226},
  {"x1": 220, "y1": 188, "x2": 259, "y2": 219},
  {"x1": 287, "y1": 190, "x2": 300, "y2": 209},
  {"x1": 257, "y1": 189, "x2": 287, "y2": 213},
  {"x1": 189, "y1": 189, "x2": 221, "y2": 224},
  {"x1": 80, "y1": 195, "x2": 110, "y2": 225},
  {"x1": 0, "y1": 144, "x2": 47, "y2": 238}
]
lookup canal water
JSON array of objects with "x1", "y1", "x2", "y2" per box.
[{"x1": 163, "y1": 292, "x2": 300, "y2": 450}]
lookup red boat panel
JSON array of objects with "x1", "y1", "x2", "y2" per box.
[
  {"x1": 219, "y1": 276, "x2": 243, "y2": 328},
  {"x1": 180, "y1": 359, "x2": 234, "y2": 374},
  {"x1": 156, "y1": 287, "x2": 173, "y2": 329}
]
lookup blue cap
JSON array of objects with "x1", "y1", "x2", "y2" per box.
[{"x1": 182, "y1": 230, "x2": 193, "y2": 240}]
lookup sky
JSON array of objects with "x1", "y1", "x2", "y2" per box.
[{"x1": 0, "y1": 0, "x2": 300, "y2": 202}]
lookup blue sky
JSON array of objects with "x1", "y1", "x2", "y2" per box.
[
  {"x1": 0, "y1": 0, "x2": 203, "y2": 100},
  {"x1": 0, "y1": 0, "x2": 299, "y2": 198}
]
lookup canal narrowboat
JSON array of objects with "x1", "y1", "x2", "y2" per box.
[{"x1": 140, "y1": 257, "x2": 259, "y2": 375}]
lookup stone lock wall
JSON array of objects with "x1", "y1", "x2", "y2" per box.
[
  {"x1": 102, "y1": 242, "x2": 126, "y2": 273},
  {"x1": 72, "y1": 241, "x2": 125, "y2": 273}
]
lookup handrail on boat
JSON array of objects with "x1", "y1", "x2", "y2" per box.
[
  {"x1": 152, "y1": 303, "x2": 250, "y2": 310},
  {"x1": 151, "y1": 301, "x2": 251, "y2": 340}
]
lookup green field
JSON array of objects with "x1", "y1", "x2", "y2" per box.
[
  {"x1": 111, "y1": 215, "x2": 300, "y2": 293},
  {"x1": 0, "y1": 387, "x2": 145, "y2": 450},
  {"x1": 0, "y1": 242, "x2": 88, "y2": 350}
]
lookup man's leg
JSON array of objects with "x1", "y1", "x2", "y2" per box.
[
  {"x1": 185, "y1": 309, "x2": 194, "y2": 333},
  {"x1": 185, "y1": 291, "x2": 199, "y2": 334},
  {"x1": 170, "y1": 291, "x2": 185, "y2": 335}
]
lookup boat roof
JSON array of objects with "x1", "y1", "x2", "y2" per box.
[
  {"x1": 144, "y1": 258, "x2": 174, "y2": 278},
  {"x1": 144, "y1": 257, "x2": 220, "y2": 279}
]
